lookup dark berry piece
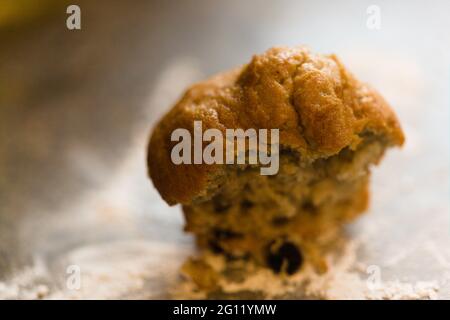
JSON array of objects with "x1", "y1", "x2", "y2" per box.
[{"x1": 266, "y1": 241, "x2": 303, "y2": 275}]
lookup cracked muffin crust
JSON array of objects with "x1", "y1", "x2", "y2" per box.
[{"x1": 147, "y1": 46, "x2": 404, "y2": 279}]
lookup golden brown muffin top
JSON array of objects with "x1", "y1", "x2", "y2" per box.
[{"x1": 148, "y1": 46, "x2": 404, "y2": 205}]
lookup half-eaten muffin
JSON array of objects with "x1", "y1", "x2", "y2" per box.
[{"x1": 147, "y1": 46, "x2": 404, "y2": 278}]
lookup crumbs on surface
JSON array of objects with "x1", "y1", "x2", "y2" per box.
[{"x1": 174, "y1": 238, "x2": 439, "y2": 300}]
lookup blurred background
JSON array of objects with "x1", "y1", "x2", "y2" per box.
[{"x1": 0, "y1": 0, "x2": 449, "y2": 299}]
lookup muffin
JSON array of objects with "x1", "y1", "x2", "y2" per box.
[{"x1": 147, "y1": 46, "x2": 404, "y2": 277}]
